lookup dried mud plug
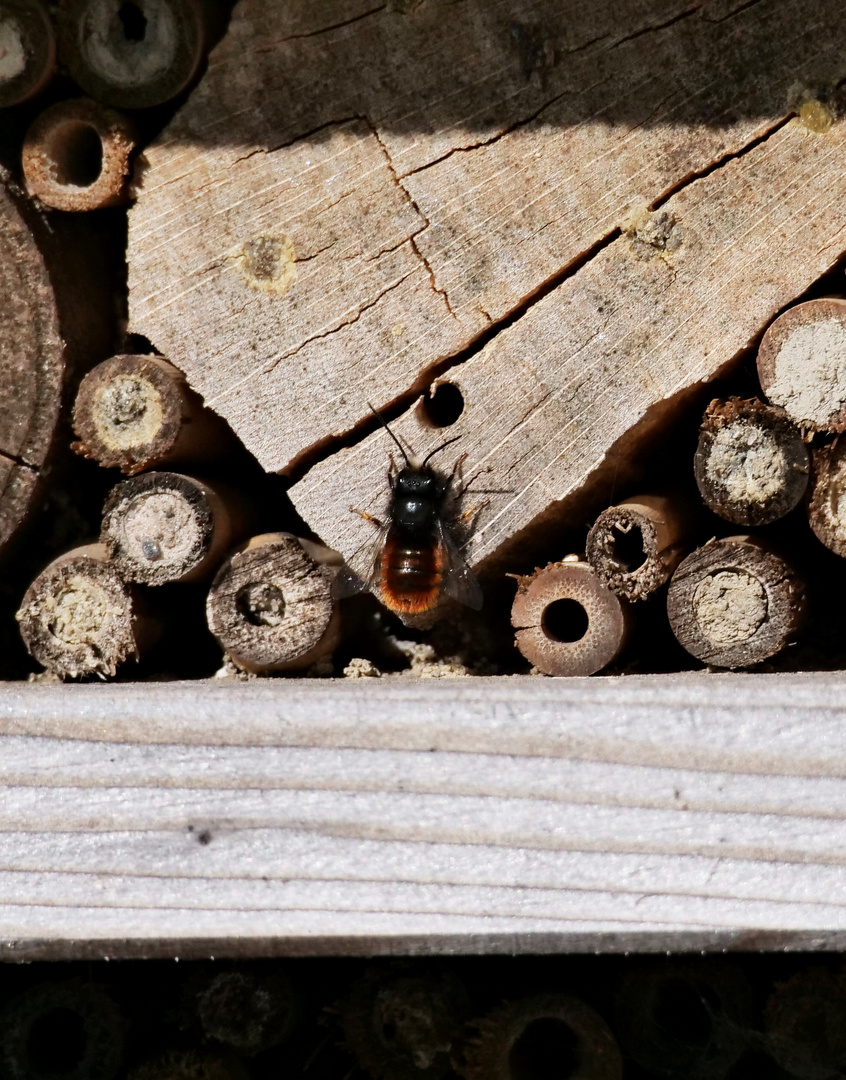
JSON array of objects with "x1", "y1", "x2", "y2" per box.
[
  {"x1": 0, "y1": 0, "x2": 55, "y2": 107},
  {"x1": 57, "y1": 0, "x2": 207, "y2": 109},
  {"x1": 72, "y1": 354, "x2": 235, "y2": 475},
  {"x1": 666, "y1": 536, "x2": 806, "y2": 668},
  {"x1": 511, "y1": 560, "x2": 631, "y2": 676},
  {"x1": 613, "y1": 961, "x2": 753, "y2": 1079},
  {"x1": 458, "y1": 994, "x2": 622, "y2": 1080},
  {"x1": 16, "y1": 543, "x2": 154, "y2": 679},
  {"x1": 694, "y1": 397, "x2": 809, "y2": 526},
  {"x1": 338, "y1": 967, "x2": 472, "y2": 1080},
  {"x1": 586, "y1": 494, "x2": 691, "y2": 600},
  {"x1": 101, "y1": 472, "x2": 248, "y2": 585},
  {"x1": 757, "y1": 298, "x2": 846, "y2": 432},
  {"x1": 0, "y1": 979, "x2": 125, "y2": 1080}
]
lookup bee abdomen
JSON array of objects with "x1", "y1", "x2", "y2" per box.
[{"x1": 380, "y1": 538, "x2": 443, "y2": 614}]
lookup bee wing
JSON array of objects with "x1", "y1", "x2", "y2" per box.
[
  {"x1": 331, "y1": 523, "x2": 389, "y2": 600},
  {"x1": 438, "y1": 520, "x2": 484, "y2": 610}
]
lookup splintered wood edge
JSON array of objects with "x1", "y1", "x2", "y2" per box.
[{"x1": 3, "y1": 672, "x2": 846, "y2": 958}]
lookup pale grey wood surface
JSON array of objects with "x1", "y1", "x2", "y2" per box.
[{"x1": 3, "y1": 673, "x2": 846, "y2": 959}]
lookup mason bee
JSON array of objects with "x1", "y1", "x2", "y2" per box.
[{"x1": 332, "y1": 420, "x2": 483, "y2": 615}]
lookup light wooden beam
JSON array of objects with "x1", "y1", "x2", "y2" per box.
[{"x1": 2, "y1": 673, "x2": 846, "y2": 959}]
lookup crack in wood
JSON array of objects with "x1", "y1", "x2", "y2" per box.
[
  {"x1": 254, "y1": 5, "x2": 388, "y2": 48},
  {"x1": 261, "y1": 263, "x2": 420, "y2": 376}
]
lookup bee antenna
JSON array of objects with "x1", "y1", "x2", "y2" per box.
[
  {"x1": 422, "y1": 435, "x2": 462, "y2": 467},
  {"x1": 367, "y1": 402, "x2": 411, "y2": 465}
]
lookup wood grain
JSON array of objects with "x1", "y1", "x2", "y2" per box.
[
  {"x1": 4, "y1": 674, "x2": 846, "y2": 958},
  {"x1": 128, "y1": 0, "x2": 846, "y2": 509},
  {"x1": 0, "y1": 182, "x2": 64, "y2": 555},
  {"x1": 294, "y1": 109, "x2": 846, "y2": 571}
]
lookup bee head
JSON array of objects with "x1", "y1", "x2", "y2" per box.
[{"x1": 395, "y1": 466, "x2": 441, "y2": 498}]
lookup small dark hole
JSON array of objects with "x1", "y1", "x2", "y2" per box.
[
  {"x1": 118, "y1": 2, "x2": 147, "y2": 41},
  {"x1": 197, "y1": 830, "x2": 212, "y2": 845},
  {"x1": 609, "y1": 522, "x2": 647, "y2": 572},
  {"x1": 542, "y1": 599, "x2": 589, "y2": 643},
  {"x1": 509, "y1": 1018, "x2": 579, "y2": 1080},
  {"x1": 422, "y1": 382, "x2": 464, "y2": 427},
  {"x1": 50, "y1": 122, "x2": 103, "y2": 187},
  {"x1": 652, "y1": 979, "x2": 714, "y2": 1049},
  {"x1": 26, "y1": 1008, "x2": 87, "y2": 1073}
]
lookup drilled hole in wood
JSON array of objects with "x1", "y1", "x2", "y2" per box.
[
  {"x1": 420, "y1": 382, "x2": 464, "y2": 427},
  {"x1": 608, "y1": 522, "x2": 647, "y2": 573},
  {"x1": 46, "y1": 122, "x2": 103, "y2": 187},
  {"x1": 26, "y1": 1007, "x2": 87, "y2": 1073},
  {"x1": 509, "y1": 1018, "x2": 579, "y2": 1080},
  {"x1": 118, "y1": 2, "x2": 147, "y2": 41},
  {"x1": 541, "y1": 598, "x2": 589, "y2": 643}
]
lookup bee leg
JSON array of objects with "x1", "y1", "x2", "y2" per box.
[
  {"x1": 459, "y1": 498, "x2": 489, "y2": 525},
  {"x1": 454, "y1": 460, "x2": 493, "y2": 500},
  {"x1": 446, "y1": 452, "x2": 469, "y2": 491},
  {"x1": 349, "y1": 507, "x2": 385, "y2": 529}
]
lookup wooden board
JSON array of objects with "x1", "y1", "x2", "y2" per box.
[
  {"x1": 0, "y1": 183, "x2": 64, "y2": 553},
  {"x1": 128, "y1": 0, "x2": 846, "y2": 572},
  {"x1": 4, "y1": 672, "x2": 846, "y2": 960}
]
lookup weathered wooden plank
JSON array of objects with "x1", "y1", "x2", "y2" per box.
[
  {"x1": 293, "y1": 110, "x2": 846, "y2": 569},
  {"x1": 128, "y1": 0, "x2": 846, "y2": 498},
  {"x1": 3, "y1": 674, "x2": 846, "y2": 958}
]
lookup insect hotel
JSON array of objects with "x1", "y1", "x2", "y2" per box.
[{"x1": 1, "y1": 0, "x2": 846, "y2": 1075}]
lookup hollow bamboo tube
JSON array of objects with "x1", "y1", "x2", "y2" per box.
[
  {"x1": 511, "y1": 560, "x2": 631, "y2": 676},
  {"x1": 0, "y1": 0, "x2": 55, "y2": 107},
  {"x1": 206, "y1": 533, "x2": 341, "y2": 674},
  {"x1": 764, "y1": 968, "x2": 846, "y2": 1078},
  {"x1": 22, "y1": 98, "x2": 134, "y2": 212},
  {"x1": 694, "y1": 397, "x2": 809, "y2": 526},
  {"x1": 101, "y1": 472, "x2": 249, "y2": 585},
  {"x1": 666, "y1": 536, "x2": 806, "y2": 668},
  {"x1": 806, "y1": 439, "x2": 846, "y2": 557},
  {"x1": 586, "y1": 494, "x2": 690, "y2": 601},
  {"x1": 757, "y1": 298, "x2": 846, "y2": 432},
  {"x1": 613, "y1": 961, "x2": 753, "y2": 1078},
  {"x1": 339, "y1": 968, "x2": 472, "y2": 1080},
  {"x1": 16, "y1": 543, "x2": 154, "y2": 679},
  {"x1": 0, "y1": 980, "x2": 125, "y2": 1080},
  {"x1": 195, "y1": 969, "x2": 300, "y2": 1055},
  {"x1": 72, "y1": 354, "x2": 235, "y2": 475},
  {"x1": 458, "y1": 994, "x2": 622, "y2": 1080},
  {"x1": 57, "y1": 0, "x2": 206, "y2": 109}
]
